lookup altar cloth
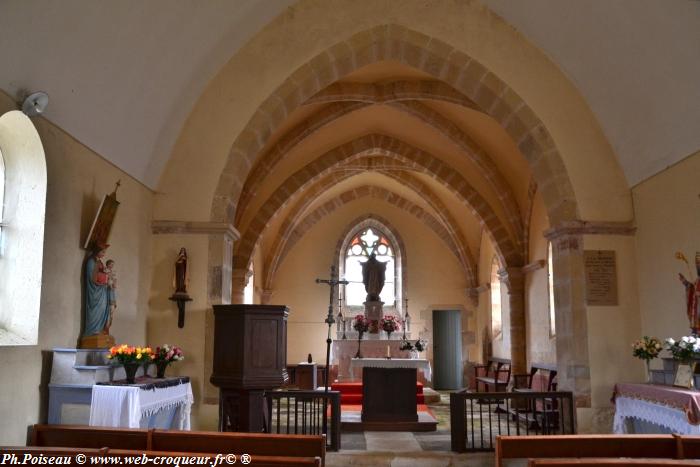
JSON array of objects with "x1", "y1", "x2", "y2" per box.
[
  {"x1": 612, "y1": 383, "x2": 700, "y2": 434},
  {"x1": 350, "y1": 358, "x2": 432, "y2": 381},
  {"x1": 89, "y1": 376, "x2": 193, "y2": 429}
]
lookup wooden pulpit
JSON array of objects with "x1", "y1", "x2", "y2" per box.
[{"x1": 210, "y1": 304, "x2": 289, "y2": 432}]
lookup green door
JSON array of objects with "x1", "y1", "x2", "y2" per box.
[{"x1": 433, "y1": 310, "x2": 463, "y2": 390}]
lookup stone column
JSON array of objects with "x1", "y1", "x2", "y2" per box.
[
  {"x1": 499, "y1": 267, "x2": 526, "y2": 374},
  {"x1": 546, "y1": 232, "x2": 591, "y2": 409}
]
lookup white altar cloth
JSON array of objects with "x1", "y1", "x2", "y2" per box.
[
  {"x1": 89, "y1": 380, "x2": 193, "y2": 429},
  {"x1": 613, "y1": 395, "x2": 700, "y2": 435},
  {"x1": 350, "y1": 358, "x2": 432, "y2": 381}
]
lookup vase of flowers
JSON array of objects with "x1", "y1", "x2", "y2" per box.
[
  {"x1": 665, "y1": 336, "x2": 700, "y2": 387},
  {"x1": 107, "y1": 344, "x2": 153, "y2": 384},
  {"x1": 353, "y1": 315, "x2": 370, "y2": 358},
  {"x1": 632, "y1": 336, "x2": 662, "y2": 382},
  {"x1": 399, "y1": 338, "x2": 427, "y2": 359},
  {"x1": 380, "y1": 315, "x2": 400, "y2": 340},
  {"x1": 152, "y1": 344, "x2": 184, "y2": 378}
]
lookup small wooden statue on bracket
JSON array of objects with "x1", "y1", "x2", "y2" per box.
[{"x1": 169, "y1": 247, "x2": 192, "y2": 328}]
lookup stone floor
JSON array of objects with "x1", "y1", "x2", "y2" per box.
[{"x1": 326, "y1": 392, "x2": 497, "y2": 466}]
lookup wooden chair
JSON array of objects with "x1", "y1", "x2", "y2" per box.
[{"x1": 474, "y1": 357, "x2": 511, "y2": 392}]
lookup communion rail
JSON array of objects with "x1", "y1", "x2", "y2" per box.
[
  {"x1": 265, "y1": 390, "x2": 341, "y2": 452},
  {"x1": 450, "y1": 389, "x2": 576, "y2": 452}
]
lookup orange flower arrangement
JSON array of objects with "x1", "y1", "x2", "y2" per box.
[{"x1": 106, "y1": 344, "x2": 153, "y2": 364}]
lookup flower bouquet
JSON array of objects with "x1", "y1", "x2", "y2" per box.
[
  {"x1": 152, "y1": 344, "x2": 185, "y2": 378},
  {"x1": 399, "y1": 339, "x2": 427, "y2": 358},
  {"x1": 106, "y1": 344, "x2": 153, "y2": 383},
  {"x1": 665, "y1": 336, "x2": 700, "y2": 363},
  {"x1": 379, "y1": 315, "x2": 400, "y2": 339},
  {"x1": 632, "y1": 336, "x2": 662, "y2": 382}
]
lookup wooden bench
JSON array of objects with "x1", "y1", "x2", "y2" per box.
[
  {"x1": 529, "y1": 459, "x2": 700, "y2": 466},
  {"x1": 474, "y1": 357, "x2": 511, "y2": 392},
  {"x1": 1, "y1": 446, "x2": 321, "y2": 466},
  {"x1": 496, "y1": 435, "x2": 700, "y2": 467},
  {"x1": 30, "y1": 424, "x2": 325, "y2": 466}
]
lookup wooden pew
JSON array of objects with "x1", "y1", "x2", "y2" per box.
[
  {"x1": 1, "y1": 446, "x2": 321, "y2": 466},
  {"x1": 474, "y1": 357, "x2": 511, "y2": 392},
  {"x1": 30, "y1": 424, "x2": 149, "y2": 450},
  {"x1": 150, "y1": 429, "x2": 326, "y2": 463},
  {"x1": 495, "y1": 435, "x2": 681, "y2": 467},
  {"x1": 528, "y1": 459, "x2": 700, "y2": 466},
  {"x1": 513, "y1": 362, "x2": 558, "y2": 391},
  {"x1": 29, "y1": 425, "x2": 325, "y2": 466}
]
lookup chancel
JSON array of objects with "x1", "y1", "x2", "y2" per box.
[{"x1": 0, "y1": 1, "x2": 699, "y2": 465}]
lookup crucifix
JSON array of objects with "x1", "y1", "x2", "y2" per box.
[
  {"x1": 316, "y1": 265, "x2": 349, "y2": 438},
  {"x1": 316, "y1": 265, "x2": 349, "y2": 388}
]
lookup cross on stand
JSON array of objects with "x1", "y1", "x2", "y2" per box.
[
  {"x1": 316, "y1": 265, "x2": 349, "y2": 389},
  {"x1": 315, "y1": 265, "x2": 349, "y2": 437}
]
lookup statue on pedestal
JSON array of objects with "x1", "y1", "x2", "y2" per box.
[
  {"x1": 81, "y1": 243, "x2": 115, "y2": 348},
  {"x1": 362, "y1": 252, "x2": 386, "y2": 302},
  {"x1": 678, "y1": 252, "x2": 700, "y2": 335}
]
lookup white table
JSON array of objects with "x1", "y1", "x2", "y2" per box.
[
  {"x1": 613, "y1": 383, "x2": 700, "y2": 435},
  {"x1": 350, "y1": 357, "x2": 432, "y2": 381},
  {"x1": 89, "y1": 377, "x2": 193, "y2": 429}
]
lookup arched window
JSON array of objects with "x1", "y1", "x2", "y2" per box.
[
  {"x1": 0, "y1": 110, "x2": 47, "y2": 345},
  {"x1": 0, "y1": 149, "x2": 4, "y2": 249},
  {"x1": 344, "y1": 227, "x2": 395, "y2": 306},
  {"x1": 243, "y1": 264, "x2": 254, "y2": 304},
  {"x1": 490, "y1": 257, "x2": 502, "y2": 339},
  {"x1": 547, "y1": 242, "x2": 556, "y2": 337}
]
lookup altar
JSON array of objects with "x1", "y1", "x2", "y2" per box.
[
  {"x1": 350, "y1": 358, "x2": 432, "y2": 424},
  {"x1": 332, "y1": 339, "x2": 424, "y2": 382},
  {"x1": 612, "y1": 383, "x2": 700, "y2": 434},
  {"x1": 89, "y1": 376, "x2": 193, "y2": 429}
]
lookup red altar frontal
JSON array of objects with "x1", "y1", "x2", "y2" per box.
[{"x1": 331, "y1": 339, "x2": 429, "y2": 383}]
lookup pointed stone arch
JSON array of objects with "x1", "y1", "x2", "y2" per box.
[
  {"x1": 264, "y1": 185, "x2": 475, "y2": 294},
  {"x1": 212, "y1": 24, "x2": 578, "y2": 230}
]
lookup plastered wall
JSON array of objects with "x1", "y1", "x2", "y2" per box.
[
  {"x1": 634, "y1": 152, "x2": 700, "y2": 351},
  {"x1": 0, "y1": 91, "x2": 153, "y2": 443}
]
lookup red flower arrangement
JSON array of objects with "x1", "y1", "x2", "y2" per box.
[
  {"x1": 352, "y1": 314, "x2": 370, "y2": 333},
  {"x1": 379, "y1": 315, "x2": 400, "y2": 333}
]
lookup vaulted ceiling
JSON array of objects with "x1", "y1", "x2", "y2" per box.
[{"x1": 1, "y1": 0, "x2": 698, "y2": 189}]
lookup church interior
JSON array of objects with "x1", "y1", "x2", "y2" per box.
[{"x1": 1, "y1": 1, "x2": 699, "y2": 465}]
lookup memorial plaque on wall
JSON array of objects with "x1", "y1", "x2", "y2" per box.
[{"x1": 584, "y1": 250, "x2": 618, "y2": 306}]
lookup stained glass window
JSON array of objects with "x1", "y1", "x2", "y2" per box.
[{"x1": 344, "y1": 227, "x2": 395, "y2": 306}]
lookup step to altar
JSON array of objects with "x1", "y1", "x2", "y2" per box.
[{"x1": 340, "y1": 404, "x2": 438, "y2": 432}]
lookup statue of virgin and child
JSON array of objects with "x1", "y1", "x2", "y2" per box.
[{"x1": 82, "y1": 243, "x2": 117, "y2": 340}]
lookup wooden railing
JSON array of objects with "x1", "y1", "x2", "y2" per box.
[
  {"x1": 265, "y1": 390, "x2": 341, "y2": 452},
  {"x1": 450, "y1": 390, "x2": 575, "y2": 452}
]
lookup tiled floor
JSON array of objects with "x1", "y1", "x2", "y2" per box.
[{"x1": 326, "y1": 392, "x2": 497, "y2": 466}]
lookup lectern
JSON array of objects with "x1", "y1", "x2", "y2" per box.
[{"x1": 210, "y1": 304, "x2": 289, "y2": 432}]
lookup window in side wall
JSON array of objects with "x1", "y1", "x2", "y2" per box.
[
  {"x1": 548, "y1": 241, "x2": 556, "y2": 337},
  {"x1": 0, "y1": 149, "x2": 4, "y2": 252},
  {"x1": 243, "y1": 265, "x2": 254, "y2": 305},
  {"x1": 490, "y1": 257, "x2": 502, "y2": 339}
]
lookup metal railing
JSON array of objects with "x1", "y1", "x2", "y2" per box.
[
  {"x1": 264, "y1": 390, "x2": 341, "y2": 451},
  {"x1": 450, "y1": 390, "x2": 575, "y2": 452}
]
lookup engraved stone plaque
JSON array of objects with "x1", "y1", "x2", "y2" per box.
[{"x1": 584, "y1": 250, "x2": 618, "y2": 306}]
